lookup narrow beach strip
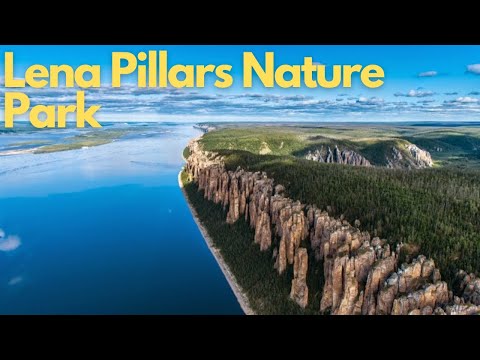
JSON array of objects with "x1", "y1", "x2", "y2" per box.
[{"x1": 178, "y1": 169, "x2": 255, "y2": 315}]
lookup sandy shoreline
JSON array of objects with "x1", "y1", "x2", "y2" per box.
[
  {"x1": 0, "y1": 148, "x2": 36, "y2": 156},
  {"x1": 178, "y1": 169, "x2": 255, "y2": 315}
]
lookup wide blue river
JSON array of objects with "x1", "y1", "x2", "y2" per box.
[{"x1": 0, "y1": 123, "x2": 242, "y2": 314}]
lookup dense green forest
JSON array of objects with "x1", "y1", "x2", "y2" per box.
[
  {"x1": 197, "y1": 125, "x2": 480, "y2": 286},
  {"x1": 182, "y1": 171, "x2": 323, "y2": 314},
  {"x1": 200, "y1": 124, "x2": 480, "y2": 168}
]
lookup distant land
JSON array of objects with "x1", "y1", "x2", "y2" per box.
[
  {"x1": 0, "y1": 122, "x2": 173, "y2": 156},
  {"x1": 182, "y1": 122, "x2": 480, "y2": 315}
]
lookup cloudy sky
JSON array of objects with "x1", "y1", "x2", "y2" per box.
[{"x1": 1, "y1": 45, "x2": 479, "y2": 122}]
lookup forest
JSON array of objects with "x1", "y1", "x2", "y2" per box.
[
  {"x1": 197, "y1": 125, "x2": 480, "y2": 286},
  {"x1": 182, "y1": 171, "x2": 324, "y2": 314}
]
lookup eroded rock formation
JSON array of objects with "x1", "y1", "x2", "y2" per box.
[
  {"x1": 305, "y1": 145, "x2": 371, "y2": 167},
  {"x1": 407, "y1": 144, "x2": 434, "y2": 168},
  {"x1": 290, "y1": 248, "x2": 309, "y2": 308},
  {"x1": 305, "y1": 143, "x2": 433, "y2": 169},
  {"x1": 185, "y1": 138, "x2": 478, "y2": 315},
  {"x1": 388, "y1": 144, "x2": 434, "y2": 169},
  {"x1": 454, "y1": 270, "x2": 480, "y2": 306}
]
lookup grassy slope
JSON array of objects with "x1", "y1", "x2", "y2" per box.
[
  {"x1": 404, "y1": 128, "x2": 480, "y2": 169},
  {"x1": 200, "y1": 125, "x2": 480, "y2": 168},
  {"x1": 196, "y1": 125, "x2": 480, "y2": 286},
  {"x1": 201, "y1": 127, "x2": 307, "y2": 156}
]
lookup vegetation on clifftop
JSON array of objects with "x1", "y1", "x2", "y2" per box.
[
  {"x1": 182, "y1": 171, "x2": 324, "y2": 314},
  {"x1": 196, "y1": 125, "x2": 480, "y2": 286},
  {"x1": 183, "y1": 147, "x2": 191, "y2": 160},
  {"x1": 200, "y1": 125, "x2": 480, "y2": 168}
]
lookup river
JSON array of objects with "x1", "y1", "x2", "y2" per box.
[{"x1": 0, "y1": 123, "x2": 243, "y2": 314}]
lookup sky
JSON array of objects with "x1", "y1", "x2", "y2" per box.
[{"x1": 0, "y1": 45, "x2": 479, "y2": 123}]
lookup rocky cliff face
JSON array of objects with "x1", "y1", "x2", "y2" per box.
[
  {"x1": 407, "y1": 144, "x2": 434, "y2": 168},
  {"x1": 193, "y1": 124, "x2": 216, "y2": 133},
  {"x1": 453, "y1": 270, "x2": 480, "y2": 306},
  {"x1": 185, "y1": 138, "x2": 478, "y2": 315},
  {"x1": 305, "y1": 146, "x2": 371, "y2": 167},
  {"x1": 387, "y1": 144, "x2": 434, "y2": 169},
  {"x1": 290, "y1": 248, "x2": 309, "y2": 308},
  {"x1": 305, "y1": 142, "x2": 434, "y2": 169}
]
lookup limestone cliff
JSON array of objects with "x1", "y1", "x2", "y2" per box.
[
  {"x1": 305, "y1": 145, "x2": 371, "y2": 167},
  {"x1": 290, "y1": 248, "x2": 309, "y2": 308},
  {"x1": 453, "y1": 270, "x2": 480, "y2": 306},
  {"x1": 185, "y1": 138, "x2": 478, "y2": 315},
  {"x1": 387, "y1": 144, "x2": 434, "y2": 169},
  {"x1": 304, "y1": 142, "x2": 433, "y2": 169},
  {"x1": 407, "y1": 144, "x2": 434, "y2": 168}
]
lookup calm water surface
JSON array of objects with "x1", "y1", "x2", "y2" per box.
[{"x1": 0, "y1": 123, "x2": 242, "y2": 314}]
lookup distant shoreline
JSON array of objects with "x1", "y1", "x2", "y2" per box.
[
  {"x1": 178, "y1": 169, "x2": 255, "y2": 315},
  {"x1": 0, "y1": 148, "x2": 36, "y2": 156}
]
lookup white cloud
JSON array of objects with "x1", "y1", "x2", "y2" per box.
[
  {"x1": 467, "y1": 64, "x2": 480, "y2": 75},
  {"x1": 357, "y1": 96, "x2": 384, "y2": 104},
  {"x1": 394, "y1": 89, "x2": 435, "y2": 98},
  {"x1": 1, "y1": 78, "x2": 479, "y2": 121},
  {"x1": 455, "y1": 97, "x2": 478, "y2": 103},
  {"x1": 8, "y1": 276, "x2": 23, "y2": 286},
  {"x1": 418, "y1": 71, "x2": 438, "y2": 77},
  {"x1": 0, "y1": 235, "x2": 21, "y2": 252},
  {"x1": 0, "y1": 228, "x2": 4, "y2": 238}
]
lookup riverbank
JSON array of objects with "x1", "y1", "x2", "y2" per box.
[
  {"x1": 0, "y1": 148, "x2": 36, "y2": 156},
  {"x1": 178, "y1": 169, "x2": 255, "y2": 315}
]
